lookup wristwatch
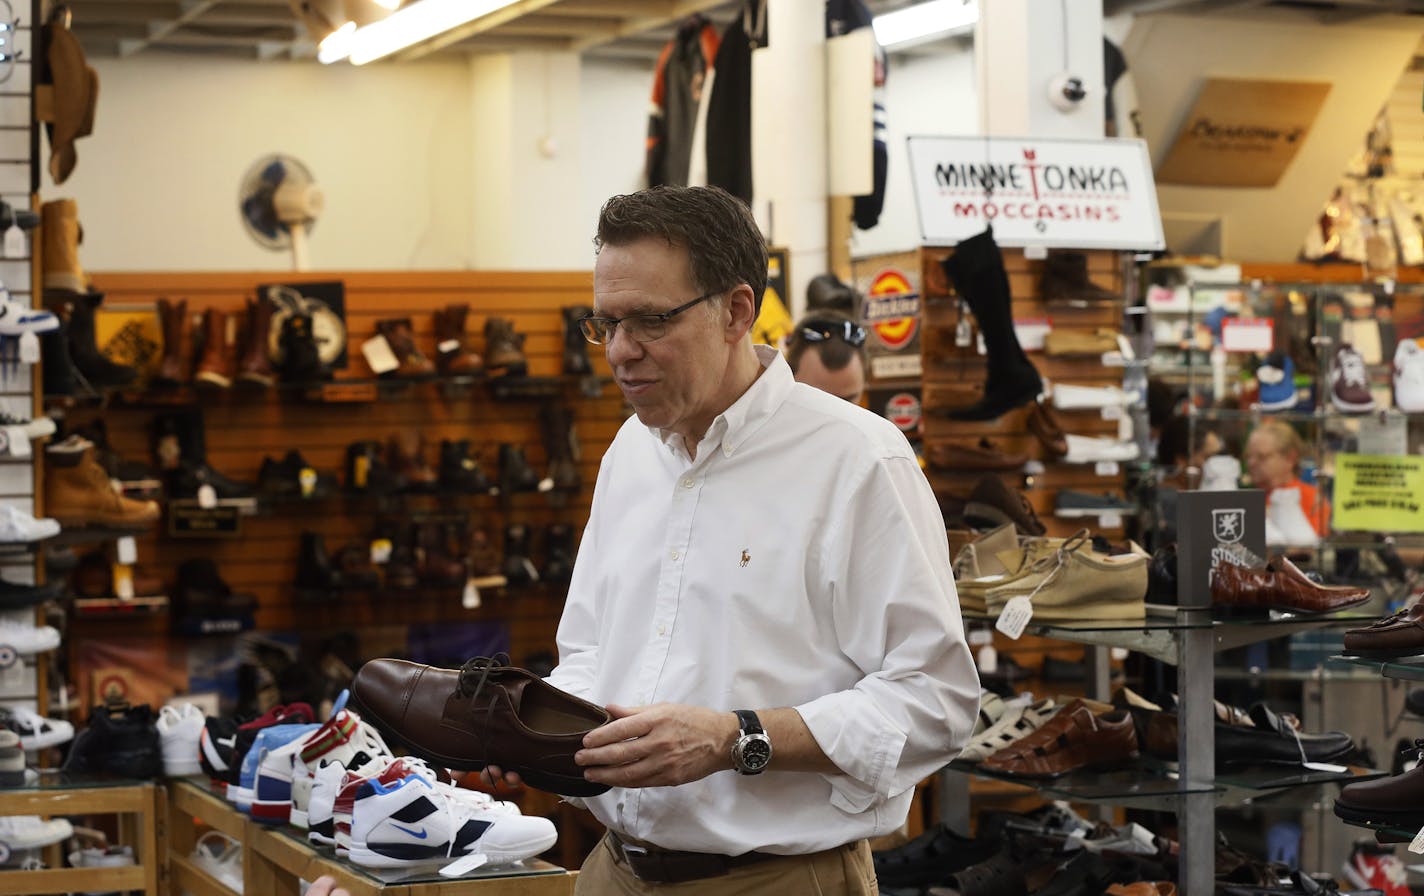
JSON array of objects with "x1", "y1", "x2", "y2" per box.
[{"x1": 730, "y1": 709, "x2": 773, "y2": 775}]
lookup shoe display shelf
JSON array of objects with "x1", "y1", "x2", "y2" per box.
[
  {"x1": 0, "y1": 774, "x2": 161, "y2": 896},
  {"x1": 946, "y1": 606, "x2": 1381, "y2": 896},
  {"x1": 169, "y1": 779, "x2": 575, "y2": 896}
]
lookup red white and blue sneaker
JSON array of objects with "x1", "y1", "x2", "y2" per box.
[
  {"x1": 226, "y1": 723, "x2": 319, "y2": 812},
  {"x1": 306, "y1": 751, "x2": 384, "y2": 847},
  {"x1": 347, "y1": 765, "x2": 555, "y2": 871}
]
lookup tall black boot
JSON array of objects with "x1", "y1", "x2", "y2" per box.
[
  {"x1": 539, "y1": 404, "x2": 581, "y2": 493},
  {"x1": 497, "y1": 444, "x2": 540, "y2": 496},
  {"x1": 939, "y1": 229, "x2": 1042, "y2": 421},
  {"x1": 277, "y1": 310, "x2": 324, "y2": 384},
  {"x1": 61, "y1": 292, "x2": 137, "y2": 389},
  {"x1": 153, "y1": 409, "x2": 255, "y2": 500},
  {"x1": 543, "y1": 523, "x2": 575, "y2": 584},
  {"x1": 502, "y1": 523, "x2": 538, "y2": 586},
  {"x1": 295, "y1": 532, "x2": 341, "y2": 599},
  {"x1": 561, "y1": 306, "x2": 594, "y2": 375},
  {"x1": 40, "y1": 319, "x2": 83, "y2": 396},
  {"x1": 438, "y1": 439, "x2": 490, "y2": 495}
]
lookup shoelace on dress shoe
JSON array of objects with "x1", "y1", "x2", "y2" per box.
[{"x1": 455, "y1": 654, "x2": 515, "y2": 776}]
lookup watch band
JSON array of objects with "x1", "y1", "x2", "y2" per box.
[{"x1": 735, "y1": 709, "x2": 764, "y2": 737}]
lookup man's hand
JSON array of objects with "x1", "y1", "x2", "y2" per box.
[
  {"x1": 306, "y1": 876, "x2": 350, "y2": 896},
  {"x1": 576, "y1": 703, "x2": 737, "y2": 788}
]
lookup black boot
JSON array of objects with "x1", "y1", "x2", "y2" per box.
[
  {"x1": 1039, "y1": 252, "x2": 1118, "y2": 307},
  {"x1": 539, "y1": 404, "x2": 581, "y2": 493},
  {"x1": 295, "y1": 531, "x2": 342, "y2": 598},
  {"x1": 61, "y1": 292, "x2": 138, "y2": 389},
  {"x1": 343, "y1": 440, "x2": 399, "y2": 497},
  {"x1": 543, "y1": 523, "x2": 575, "y2": 584},
  {"x1": 438, "y1": 439, "x2": 491, "y2": 495},
  {"x1": 152, "y1": 409, "x2": 255, "y2": 500},
  {"x1": 497, "y1": 444, "x2": 540, "y2": 496},
  {"x1": 172, "y1": 556, "x2": 254, "y2": 628},
  {"x1": 502, "y1": 523, "x2": 538, "y2": 585},
  {"x1": 939, "y1": 230, "x2": 1042, "y2": 421},
  {"x1": 277, "y1": 310, "x2": 324, "y2": 383},
  {"x1": 40, "y1": 319, "x2": 84, "y2": 396},
  {"x1": 561, "y1": 306, "x2": 594, "y2": 375}
]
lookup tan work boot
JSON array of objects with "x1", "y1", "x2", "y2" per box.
[
  {"x1": 41, "y1": 199, "x2": 85, "y2": 294},
  {"x1": 483, "y1": 317, "x2": 528, "y2": 377},
  {"x1": 45, "y1": 445, "x2": 160, "y2": 530}
]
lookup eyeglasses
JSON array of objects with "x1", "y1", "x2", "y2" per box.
[
  {"x1": 800, "y1": 319, "x2": 867, "y2": 348},
  {"x1": 579, "y1": 292, "x2": 717, "y2": 345}
]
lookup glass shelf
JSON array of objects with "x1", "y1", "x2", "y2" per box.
[
  {"x1": 944, "y1": 759, "x2": 1220, "y2": 812},
  {"x1": 1327, "y1": 654, "x2": 1424, "y2": 682},
  {"x1": 276, "y1": 827, "x2": 569, "y2": 885}
]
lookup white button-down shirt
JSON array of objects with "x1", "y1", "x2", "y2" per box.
[{"x1": 548, "y1": 346, "x2": 978, "y2": 855}]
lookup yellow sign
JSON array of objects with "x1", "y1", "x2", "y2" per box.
[
  {"x1": 1157, "y1": 78, "x2": 1330, "y2": 188},
  {"x1": 1333, "y1": 453, "x2": 1424, "y2": 533}
]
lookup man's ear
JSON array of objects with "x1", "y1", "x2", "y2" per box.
[{"x1": 724, "y1": 285, "x2": 758, "y2": 342}]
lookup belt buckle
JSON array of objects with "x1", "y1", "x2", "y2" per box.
[{"x1": 620, "y1": 841, "x2": 648, "y2": 864}]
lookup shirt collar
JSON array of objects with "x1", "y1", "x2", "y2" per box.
[{"x1": 650, "y1": 345, "x2": 793, "y2": 459}]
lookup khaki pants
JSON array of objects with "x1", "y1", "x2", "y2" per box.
[{"x1": 574, "y1": 833, "x2": 878, "y2": 895}]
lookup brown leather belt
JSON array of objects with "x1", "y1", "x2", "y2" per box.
[{"x1": 607, "y1": 831, "x2": 787, "y2": 884}]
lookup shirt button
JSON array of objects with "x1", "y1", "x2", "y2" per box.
[
  {"x1": 723, "y1": 444, "x2": 734, "y2": 457},
  {"x1": 681, "y1": 478, "x2": 694, "y2": 488},
  {"x1": 670, "y1": 550, "x2": 680, "y2": 560},
  {"x1": 657, "y1": 625, "x2": 666, "y2": 636}
]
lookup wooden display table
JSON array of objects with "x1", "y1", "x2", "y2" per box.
[
  {"x1": 0, "y1": 776, "x2": 162, "y2": 895},
  {"x1": 170, "y1": 779, "x2": 575, "y2": 896}
]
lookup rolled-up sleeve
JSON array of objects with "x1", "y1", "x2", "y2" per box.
[{"x1": 797, "y1": 454, "x2": 980, "y2": 812}]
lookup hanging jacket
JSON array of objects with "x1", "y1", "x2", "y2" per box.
[
  {"x1": 705, "y1": 1, "x2": 766, "y2": 204},
  {"x1": 827, "y1": 0, "x2": 887, "y2": 230},
  {"x1": 646, "y1": 17, "x2": 720, "y2": 188}
]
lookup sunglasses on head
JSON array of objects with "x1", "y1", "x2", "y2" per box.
[{"x1": 801, "y1": 319, "x2": 867, "y2": 347}]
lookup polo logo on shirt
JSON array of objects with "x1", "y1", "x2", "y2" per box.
[{"x1": 740, "y1": 549, "x2": 750, "y2": 567}]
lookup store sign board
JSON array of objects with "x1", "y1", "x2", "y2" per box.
[
  {"x1": 1333, "y1": 453, "x2": 1424, "y2": 533},
  {"x1": 1157, "y1": 78, "x2": 1330, "y2": 188},
  {"x1": 1177, "y1": 489, "x2": 1265, "y2": 609},
  {"x1": 906, "y1": 135, "x2": 1165, "y2": 250},
  {"x1": 857, "y1": 264, "x2": 922, "y2": 382}
]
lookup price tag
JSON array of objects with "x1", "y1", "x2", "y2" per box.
[
  {"x1": 994, "y1": 595, "x2": 1033, "y2": 640},
  {"x1": 521, "y1": 557, "x2": 541, "y2": 582},
  {"x1": 361, "y1": 334, "x2": 400, "y2": 375},
  {"x1": 438, "y1": 339, "x2": 460, "y2": 355},
  {"x1": 1099, "y1": 512, "x2": 1123, "y2": 529},
  {"x1": 976, "y1": 333, "x2": 986, "y2": 355},
  {"x1": 197, "y1": 484, "x2": 218, "y2": 509},
  {"x1": 116, "y1": 537, "x2": 138, "y2": 565},
  {"x1": 1014, "y1": 318, "x2": 1050, "y2": 352},
  {"x1": 954, "y1": 315, "x2": 972, "y2": 347},
  {"x1": 17, "y1": 331, "x2": 37, "y2": 364},
  {"x1": 299, "y1": 467, "x2": 317, "y2": 498},
  {"x1": 1221, "y1": 317, "x2": 1274, "y2": 353},
  {"x1": 370, "y1": 538, "x2": 393, "y2": 565},
  {"x1": 113, "y1": 564, "x2": 134, "y2": 600},
  {"x1": 1095, "y1": 461, "x2": 1120, "y2": 477},
  {"x1": 537, "y1": 476, "x2": 556, "y2": 493},
  {"x1": 3, "y1": 223, "x2": 24, "y2": 259},
  {"x1": 1100, "y1": 405, "x2": 1122, "y2": 421},
  {"x1": 1410, "y1": 826, "x2": 1424, "y2": 855},
  {"x1": 967, "y1": 627, "x2": 994, "y2": 646},
  {"x1": 462, "y1": 579, "x2": 481, "y2": 609},
  {"x1": 1100, "y1": 351, "x2": 1126, "y2": 367},
  {"x1": 2, "y1": 426, "x2": 26, "y2": 458},
  {"x1": 1302, "y1": 760, "x2": 1348, "y2": 774},
  {"x1": 439, "y1": 852, "x2": 489, "y2": 877}
]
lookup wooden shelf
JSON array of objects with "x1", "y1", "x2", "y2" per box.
[{"x1": 0, "y1": 781, "x2": 162, "y2": 896}]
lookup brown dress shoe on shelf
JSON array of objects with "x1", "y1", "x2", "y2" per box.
[
  {"x1": 927, "y1": 438, "x2": 1028, "y2": 473},
  {"x1": 1211, "y1": 556, "x2": 1369, "y2": 615},
  {"x1": 963, "y1": 476, "x2": 1045, "y2": 536},
  {"x1": 979, "y1": 700, "x2": 1138, "y2": 777},
  {"x1": 1343, "y1": 601, "x2": 1424, "y2": 659},
  {"x1": 350, "y1": 655, "x2": 611, "y2": 797},
  {"x1": 1026, "y1": 398, "x2": 1068, "y2": 458},
  {"x1": 1335, "y1": 745, "x2": 1424, "y2": 828}
]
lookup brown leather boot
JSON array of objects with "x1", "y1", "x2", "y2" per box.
[
  {"x1": 435, "y1": 304, "x2": 483, "y2": 376},
  {"x1": 483, "y1": 317, "x2": 528, "y2": 377},
  {"x1": 194, "y1": 308, "x2": 235, "y2": 388},
  {"x1": 41, "y1": 199, "x2": 85, "y2": 293},
  {"x1": 237, "y1": 296, "x2": 276, "y2": 388},
  {"x1": 153, "y1": 297, "x2": 193, "y2": 388},
  {"x1": 376, "y1": 318, "x2": 435, "y2": 379},
  {"x1": 387, "y1": 432, "x2": 437, "y2": 493},
  {"x1": 45, "y1": 445, "x2": 160, "y2": 530},
  {"x1": 415, "y1": 522, "x2": 465, "y2": 586}
]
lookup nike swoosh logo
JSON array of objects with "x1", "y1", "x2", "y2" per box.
[
  {"x1": 216, "y1": 736, "x2": 235, "y2": 749},
  {"x1": 391, "y1": 824, "x2": 428, "y2": 839}
]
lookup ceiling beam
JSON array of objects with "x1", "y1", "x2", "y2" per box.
[
  {"x1": 571, "y1": 0, "x2": 730, "y2": 51},
  {"x1": 119, "y1": 0, "x2": 221, "y2": 56}
]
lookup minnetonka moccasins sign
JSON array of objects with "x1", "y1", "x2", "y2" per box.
[
  {"x1": 907, "y1": 135, "x2": 1164, "y2": 250},
  {"x1": 1157, "y1": 78, "x2": 1331, "y2": 188}
]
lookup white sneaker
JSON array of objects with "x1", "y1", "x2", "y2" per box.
[
  {"x1": 1200, "y1": 455, "x2": 1241, "y2": 491},
  {"x1": 0, "y1": 620, "x2": 60, "y2": 657},
  {"x1": 0, "y1": 705, "x2": 74, "y2": 750},
  {"x1": 1052, "y1": 383, "x2": 1130, "y2": 410},
  {"x1": 156, "y1": 703, "x2": 205, "y2": 777},
  {"x1": 1064, "y1": 434, "x2": 1140, "y2": 464},
  {"x1": 0, "y1": 301, "x2": 57, "y2": 335},
  {"x1": 0, "y1": 815, "x2": 73, "y2": 851},
  {"x1": 0, "y1": 505, "x2": 60, "y2": 543},
  {"x1": 253, "y1": 694, "x2": 392, "y2": 828},
  {"x1": 1267, "y1": 488, "x2": 1320, "y2": 548},
  {"x1": 191, "y1": 831, "x2": 243, "y2": 894},
  {"x1": 0, "y1": 413, "x2": 55, "y2": 442},
  {"x1": 1394, "y1": 339, "x2": 1424, "y2": 413}
]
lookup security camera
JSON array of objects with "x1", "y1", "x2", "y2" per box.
[{"x1": 1048, "y1": 73, "x2": 1088, "y2": 112}]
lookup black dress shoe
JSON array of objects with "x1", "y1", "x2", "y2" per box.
[{"x1": 872, "y1": 824, "x2": 1000, "y2": 888}]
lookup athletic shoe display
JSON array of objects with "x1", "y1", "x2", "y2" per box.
[
  {"x1": 0, "y1": 505, "x2": 60, "y2": 543},
  {"x1": 1393, "y1": 338, "x2": 1424, "y2": 413},
  {"x1": 1331, "y1": 343, "x2": 1376, "y2": 413},
  {"x1": 1255, "y1": 353, "x2": 1297, "y2": 411},
  {"x1": 0, "y1": 705, "x2": 73, "y2": 750},
  {"x1": 156, "y1": 703, "x2": 205, "y2": 776}
]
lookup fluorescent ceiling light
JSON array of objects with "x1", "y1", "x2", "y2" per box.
[
  {"x1": 317, "y1": 20, "x2": 356, "y2": 63},
  {"x1": 873, "y1": 0, "x2": 978, "y2": 50},
  {"x1": 371, "y1": 0, "x2": 400, "y2": 7},
  {"x1": 347, "y1": 0, "x2": 515, "y2": 65}
]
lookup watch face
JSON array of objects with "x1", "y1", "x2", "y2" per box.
[{"x1": 741, "y1": 738, "x2": 772, "y2": 771}]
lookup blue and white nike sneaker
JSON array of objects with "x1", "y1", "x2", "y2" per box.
[
  {"x1": 1256, "y1": 353, "x2": 1297, "y2": 411},
  {"x1": 225, "y1": 722, "x2": 319, "y2": 812}
]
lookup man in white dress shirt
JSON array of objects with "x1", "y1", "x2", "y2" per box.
[{"x1": 498, "y1": 186, "x2": 977, "y2": 894}]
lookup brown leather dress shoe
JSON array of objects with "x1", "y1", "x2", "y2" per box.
[
  {"x1": 351, "y1": 655, "x2": 611, "y2": 797},
  {"x1": 1211, "y1": 556, "x2": 1369, "y2": 615},
  {"x1": 1343, "y1": 601, "x2": 1424, "y2": 659},
  {"x1": 978, "y1": 700, "x2": 1138, "y2": 777},
  {"x1": 1335, "y1": 748, "x2": 1424, "y2": 828},
  {"x1": 927, "y1": 438, "x2": 1029, "y2": 473},
  {"x1": 1026, "y1": 398, "x2": 1067, "y2": 458}
]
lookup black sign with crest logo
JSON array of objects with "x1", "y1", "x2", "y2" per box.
[{"x1": 1176, "y1": 489, "x2": 1265, "y2": 609}]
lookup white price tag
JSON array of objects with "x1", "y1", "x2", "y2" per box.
[
  {"x1": 462, "y1": 579, "x2": 481, "y2": 609},
  {"x1": 361, "y1": 334, "x2": 400, "y2": 375},
  {"x1": 17, "y1": 331, "x2": 37, "y2": 364},
  {"x1": 537, "y1": 476, "x2": 555, "y2": 493},
  {"x1": 994, "y1": 595, "x2": 1033, "y2": 640},
  {"x1": 1302, "y1": 760, "x2": 1348, "y2": 774},
  {"x1": 1094, "y1": 461, "x2": 1120, "y2": 477},
  {"x1": 438, "y1": 339, "x2": 460, "y2": 355},
  {"x1": 439, "y1": 852, "x2": 489, "y2": 877},
  {"x1": 967, "y1": 627, "x2": 994, "y2": 646},
  {"x1": 1100, "y1": 405, "x2": 1122, "y2": 421},
  {"x1": 370, "y1": 538, "x2": 393, "y2": 565},
  {"x1": 2, "y1": 224, "x2": 25, "y2": 259},
  {"x1": 197, "y1": 484, "x2": 218, "y2": 509},
  {"x1": 1099, "y1": 512, "x2": 1123, "y2": 529},
  {"x1": 976, "y1": 644, "x2": 998, "y2": 673},
  {"x1": 1410, "y1": 826, "x2": 1424, "y2": 855},
  {"x1": 521, "y1": 557, "x2": 541, "y2": 582},
  {"x1": 116, "y1": 537, "x2": 138, "y2": 565},
  {"x1": 2, "y1": 426, "x2": 26, "y2": 458},
  {"x1": 955, "y1": 316, "x2": 972, "y2": 348},
  {"x1": 1100, "y1": 352, "x2": 1126, "y2": 367},
  {"x1": 1221, "y1": 317, "x2": 1274, "y2": 353}
]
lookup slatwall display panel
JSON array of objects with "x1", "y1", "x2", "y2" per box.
[{"x1": 62, "y1": 271, "x2": 625, "y2": 702}]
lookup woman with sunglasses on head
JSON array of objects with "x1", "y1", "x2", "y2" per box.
[{"x1": 784, "y1": 310, "x2": 868, "y2": 404}]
